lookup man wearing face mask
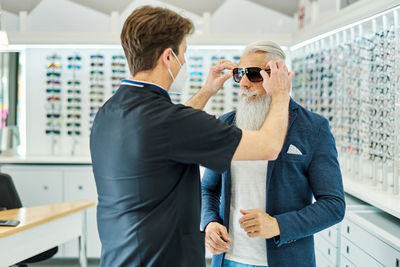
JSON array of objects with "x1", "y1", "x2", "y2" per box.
[
  {"x1": 90, "y1": 7, "x2": 294, "y2": 267},
  {"x1": 201, "y1": 41, "x2": 345, "y2": 267}
]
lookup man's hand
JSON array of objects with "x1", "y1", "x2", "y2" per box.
[
  {"x1": 239, "y1": 209, "x2": 280, "y2": 239},
  {"x1": 203, "y1": 60, "x2": 237, "y2": 96},
  {"x1": 204, "y1": 221, "x2": 231, "y2": 255},
  {"x1": 260, "y1": 60, "x2": 294, "y2": 97}
]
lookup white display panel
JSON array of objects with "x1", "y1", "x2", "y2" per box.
[
  {"x1": 24, "y1": 45, "x2": 247, "y2": 157},
  {"x1": 25, "y1": 47, "x2": 128, "y2": 157}
]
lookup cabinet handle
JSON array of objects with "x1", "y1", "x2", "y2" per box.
[
  {"x1": 43, "y1": 185, "x2": 49, "y2": 191},
  {"x1": 346, "y1": 245, "x2": 350, "y2": 254},
  {"x1": 78, "y1": 185, "x2": 83, "y2": 190},
  {"x1": 328, "y1": 230, "x2": 331, "y2": 237},
  {"x1": 328, "y1": 248, "x2": 330, "y2": 255},
  {"x1": 347, "y1": 225, "x2": 350, "y2": 234},
  {"x1": 396, "y1": 258, "x2": 399, "y2": 267}
]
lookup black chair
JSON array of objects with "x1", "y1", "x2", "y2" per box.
[{"x1": 0, "y1": 172, "x2": 58, "y2": 267}]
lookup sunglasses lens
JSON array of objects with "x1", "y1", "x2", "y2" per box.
[
  {"x1": 232, "y1": 68, "x2": 241, "y2": 83},
  {"x1": 246, "y1": 67, "x2": 263, "y2": 82}
]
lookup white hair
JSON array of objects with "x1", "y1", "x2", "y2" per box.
[{"x1": 243, "y1": 41, "x2": 286, "y2": 61}]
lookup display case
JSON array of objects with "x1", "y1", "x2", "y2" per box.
[{"x1": 289, "y1": 4, "x2": 400, "y2": 219}]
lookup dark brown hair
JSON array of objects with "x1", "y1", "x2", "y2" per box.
[{"x1": 121, "y1": 6, "x2": 194, "y2": 75}]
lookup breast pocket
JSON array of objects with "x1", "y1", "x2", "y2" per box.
[{"x1": 281, "y1": 153, "x2": 307, "y2": 162}]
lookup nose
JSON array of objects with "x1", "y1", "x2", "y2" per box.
[
  {"x1": 239, "y1": 74, "x2": 252, "y2": 90},
  {"x1": 239, "y1": 75, "x2": 258, "y2": 93}
]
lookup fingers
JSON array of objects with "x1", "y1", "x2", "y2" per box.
[
  {"x1": 240, "y1": 219, "x2": 257, "y2": 229},
  {"x1": 205, "y1": 240, "x2": 226, "y2": 255},
  {"x1": 246, "y1": 231, "x2": 260, "y2": 238},
  {"x1": 260, "y1": 69, "x2": 270, "y2": 81},
  {"x1": 210, "y1": 232, "x2": 230, "y2": 250},
  {"x1": 240, "y1": 209, "x2": 257, "y2": 215},
  {"x1": 243, "y1": 225, "x2": 259, "y2": 233},
  {"x1": 239, "y1": 210, "x2": 257, "y2": 224},
  {"x1": 276, "y1": 60, "x2": 284, "y2": 70},
  {"x1": 219, "y1": 225, "x2": 231, "y2": 242},
  {"x1": 214, "y1": 61, "x2": 237, "y2": 72},
  {"x1": 205, "y1": 230, "x2": 230, "y2": 255},
  {"x1": 221, "y1": 70, "x2": 233, "y2": 81},
  {"x1": 267, "y1": 60, "x2": 278, "y2": 73}
]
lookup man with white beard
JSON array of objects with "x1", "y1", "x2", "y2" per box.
[{"x1": 201, "y1": 41, "x2": 345, "y2": 267}]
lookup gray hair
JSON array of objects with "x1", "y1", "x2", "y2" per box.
[{"x1": 243, "y1": 41, "x2": 286, "y2": 61}]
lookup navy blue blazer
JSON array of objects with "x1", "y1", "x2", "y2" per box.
[{"x1": 201, "y1": 99, "x2": 345, "y2": 267}]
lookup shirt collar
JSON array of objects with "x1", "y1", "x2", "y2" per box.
[{"x1": 121, "y1": 79, "x2": 169, "y2": 97}]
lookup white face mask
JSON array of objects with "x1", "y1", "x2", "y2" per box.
[{"x1": 168, "y1": 50, "x2": 188, "y2": 93}]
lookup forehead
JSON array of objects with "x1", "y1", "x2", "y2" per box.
[{"x1": 239, "y1": 52, "x2": 268, "y2": 68}]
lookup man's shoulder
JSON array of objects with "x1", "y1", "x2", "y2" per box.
[{"x1": 218, "y1": 111, "x2": 236, "y2": 124}]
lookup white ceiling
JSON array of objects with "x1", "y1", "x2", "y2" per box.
[{"x1": 0, "y1": 0, "x2": 299, "y2": 17}]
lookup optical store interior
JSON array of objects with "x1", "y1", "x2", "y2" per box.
[{"x1": 0, "y1": 0, "x2": 399, "y2": 266}]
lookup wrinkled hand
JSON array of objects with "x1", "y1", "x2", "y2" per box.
[
  {"x1": 203, "y1": 60, "x2": 237, "y2": 96},
  {"x1": 239, "y1": 209, "x2": 280, "y2": 239},
  {"x1": 205, "y1": 221, "x2": 231, "y2": 255},
  {"x1": 259, "y1": 60, "x2": 294, "y2": 97}
]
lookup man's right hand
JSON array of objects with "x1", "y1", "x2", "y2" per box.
[
  {"x1": 260, "y1": 60, "x2": 294, "y2": 97},
  {"x1": 205, "y1": 222, "x2": 231, "y2": 255}
]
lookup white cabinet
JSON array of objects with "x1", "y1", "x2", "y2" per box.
[
  {"x1": 2, "y1": 165, "x2": 63, "y2": 206},
  {"x1": 340, "y1": 255, "x2": 356, "y2": 267},
  {"x1": 315, "y1": 247, "x2": 336, "y2": 267},
  {"x1": 319, "y1": 226, "x2": 339, "y2": 247},
  {"x1": 63, "y1": 167, "x2": 100, "y2": 258},
  {"x1": 315, "y1": 233, "x2": 338, "y2": 265},
  {"x1": 0, "y1": 164, "x2": 100, "y2": 259},
  {"x1": 340, "y1": 236, "x2": 383, "y2": 267},
  {"x1": 313, "y1": 193, "x2": 400, "y2": 267},
  {"x1": 342, "y1": 211, "x2": 400, "y2": 267}
]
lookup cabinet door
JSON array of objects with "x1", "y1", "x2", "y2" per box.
[
  {"x1": 319, "y1": 224, "x2": 339, "y2": 247},
  {"x1": 315, "y1": 248, "x2": 336, "y2": 267},
  {"x1": 341, "y1": 236, "x2": 384, "y2": 267},
  {"x1": 1, "y1": 165, "x2": 63, "y2": 206},
  {"x1": 0, "y1": 165, "x2": 64, "y2": 258},
  {"x1": 342, "y1": 218, "x2": 400, "y2": 266},
  {"x1": 340, "y1": 255, "x2": 356, "y2": 267},
  {"x1": 63, "y1": 167, "x2": 100, "y2": 258},
  {"x1": 315, "y1": 233, "x2": 338, "y2": 264}
]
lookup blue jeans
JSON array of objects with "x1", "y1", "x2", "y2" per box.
[{"x1": 222, "y1": 259, "x2": 267, "y2": 267}]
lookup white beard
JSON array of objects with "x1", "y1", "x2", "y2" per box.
[{"x1": 235, "y1": 89, "x2": 271, "y2": 130}]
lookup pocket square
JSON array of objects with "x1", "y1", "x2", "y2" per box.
[{"x1": 287, "y1": 144, "x2": 303, "y2": 155}]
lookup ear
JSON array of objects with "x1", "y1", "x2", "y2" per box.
[{"x1": 161, "y1": 48, "x2": 173, "y2": 69}]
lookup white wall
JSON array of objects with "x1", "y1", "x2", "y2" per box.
[
  {"x1": 2, "y1": 10, "x2": 19, "y2": 32},
  {"x1": 119, "y1": 0, "x2": 202, "y2": 33},
  {"x1": 2, "y1": 0, "x2": 296, "y2": 37},
  {"x1": 211, "y1": 0, "x2": 296, "y2": 34},
  {"x1": 27, "y1": 0, "x2": 111, "y2": 32}
]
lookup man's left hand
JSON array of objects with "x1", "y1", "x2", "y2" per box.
[{"x1": 239, "y1": 209, "x2": 280, "y2": 239}]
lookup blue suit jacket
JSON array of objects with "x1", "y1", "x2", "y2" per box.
[{"x1": 201, "y1": 99, "x2": 345, "y2": 267}]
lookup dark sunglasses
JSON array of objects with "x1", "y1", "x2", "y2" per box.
[
  {"x1": 233, "y1": 67, "x2": 271, "y2": 83},
  {"x1": 45, "y1": 129, "x2": 61, "y2": 135},
  {"x1": 46, "y1": 88, "x2": 61, "y2": 93},
  {"x1": 46, "y1": 113, "x2": 61, "y2": 118}
]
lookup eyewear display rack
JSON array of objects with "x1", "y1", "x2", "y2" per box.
[
  {"x1": 24, "y1": 46, "x2": 246, "y2": 158},
  {"x1": 290, "y1": 5, "x2": 400, "y2": 218}
]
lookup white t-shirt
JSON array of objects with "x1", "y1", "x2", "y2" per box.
[{"x1": 224, "y1": 161, "x2": 269, "y2": 266}]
